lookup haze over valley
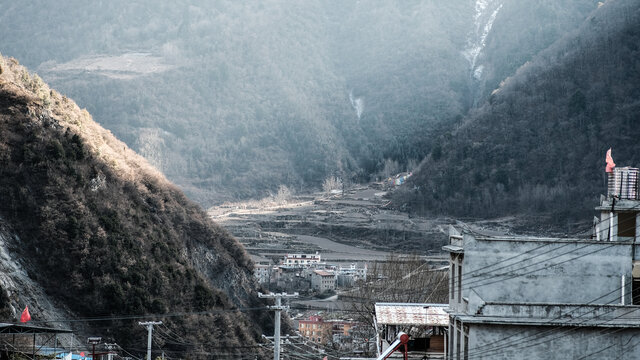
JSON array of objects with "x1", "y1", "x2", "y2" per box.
[
  {"x1": 1, "y1": 0, "x2": 615, "y2": 222},
  {"x1": 1, "y1": 0, "x2": 640, "y2": 358}
]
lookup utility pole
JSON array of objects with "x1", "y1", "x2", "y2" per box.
[
  {"x1": 258, "y1": 292, "x2": 298, "y2": 360},
  {"x1": 139, "y1": 321, "x2": 162, "y2": 360},
  {"x1": 87, "y1": 337, "x2": 102, "y2": 360}
]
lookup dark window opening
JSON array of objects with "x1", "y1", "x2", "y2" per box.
[
  {"x1": 457, "y1": 263, "x2": 462, "y2": 303},
  {"x1": 448, "y1": 325, "x2": 454, "y2": 359},
  {"x1": 451, "y1": 261, "x2": 456, "y2": 300},
  {"x1": 463, "y1": 325, "x2": 469, "y2": 360},
  {"x1": 618, "y1": 213, "x2": 636, "y2": 238},
  {"x1": 456, "y1": 322, "x2": 461, "y2": 360},
  {"x1": 633, "y1": 279, "x2": 640, "y2": 305}
]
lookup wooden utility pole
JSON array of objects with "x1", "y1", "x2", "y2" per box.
[{"x1": 258, "y1": 292, "x2": 298, "y2": 360}]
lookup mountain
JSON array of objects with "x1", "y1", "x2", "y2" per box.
[
  {"x1": 0, "y1": 0, "x2": 601, "y2": 206},
  {"x1": 395, "y1": 0, "x2": 640, "y2": 230},
  {"x1": 0, "y1": 56, "x2": 272, "y2": 358}
]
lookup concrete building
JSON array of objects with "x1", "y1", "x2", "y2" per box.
[
  {"x1": 297, "y1": 315, "x2": 358, "y2": 345},
  {"x1": 282, "y1": 252, "x2": 322, "y2": 268},
  {"x1": 311, "y1": 270, "x2": 336, "y2": 292},
  {"x1": 596, "y1": 167, "x2": 640, "y2": 243},
  {"x1": 298, "y1": 315, "x2": 329, "y2": 343},
  {"x1": 336, "y1": 263, "x2": 367, "y2": 288},
  {"x1": 443, "y1": 166, "x2": 640, "y2": 359},
  {"x1": 254, "y1": 264, "x2": 271, "y2": 284}
]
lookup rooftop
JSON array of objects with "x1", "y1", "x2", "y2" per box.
[
  {"x1": 313, "y1": 270, "x2": 334, "y2": 276},
  {"x1": 444, "y1": 233, "x2": 636, "y2": 253},
  {"x1": 375, "y1": 303, "x2": 449, "y2": 326},
  {"x1": 455, "y1": 302, "x2": 640, "y2": 328},
  {"x1": 0, "y1": 323, "x2": 73, "y2": 334}
]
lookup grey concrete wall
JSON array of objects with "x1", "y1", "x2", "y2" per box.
[
  {"x1": 460, "y1": 234, "x2": 634, "y2": 307},
  {"x1": 465, "y1": 324, "x2": 640, "y2": 360},
  {"x1": 478, "y1": 303, "x2": 640, "y2": 322}
]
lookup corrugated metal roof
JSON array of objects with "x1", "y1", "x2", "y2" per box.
[
  {"x1": 0, "y1": 323, "x2": 73, "y2": 334},
  {"x1": 374, "y1": 303, "x2": 449, "y2": 326}
]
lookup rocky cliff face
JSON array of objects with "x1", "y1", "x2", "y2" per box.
[{"x1": 0, "y1": 56, "x2": 271, "y2": 358}]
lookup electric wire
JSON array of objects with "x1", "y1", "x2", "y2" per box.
[
  {"x1": 458, "y1": 209, "x2": 640, "y2": 290},
  {"x1": 446, "y1": 210, "x2": 640, "y2": 357},
  {"x1": 460, "y1": 283, "x2": 629, "y2": 357},
  {"x1": 460, "y1": 243, "x2": 617, "y2": 292},
  {"x1": 476, "y1": 306, "x2": 640, "y2": 360},
  {"x1": 16, "y1": 306, "x2": 269, "y2": 325},
  {"x1": 465, "y1": 305, "x2": 631, "y2": 358}
]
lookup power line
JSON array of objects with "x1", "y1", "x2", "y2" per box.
[
  {"x1": 460, "y1": 242, "x2": 574, "y2": 287},
  {"x1": 460, "y1": 243, "x2": 617, "y2": 292},
  {"x1": 446, "y1": 206, "x2": 640, "y2": 292},
  {"x1": 17, "y1": 306, "x2": 269, "y2": 325},
  {"x1": 459, "y1": 283, "x2": 628, "y2": 357},
  {"x1": 466, "y1": 305, "x2": 640, "y2": 359}
]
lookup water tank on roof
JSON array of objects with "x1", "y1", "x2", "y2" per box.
[{"x1": 608, "y1": 167, "x2": 639, "y2": 200}]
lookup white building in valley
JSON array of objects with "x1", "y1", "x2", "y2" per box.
[{"x1": 282, "y1": 252, "x2": 323, "y2": 268}]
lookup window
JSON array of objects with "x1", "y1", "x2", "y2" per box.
[
  {"x1": 456, "y1": 320, "x2": 461, "y2": 360},
  {"x1": 451, "y1": 258, "x2": 456, "y2": 300},
  {"x1": 633, "y1": 262, "x2": 640, "y2": 305},
  {"x1": 633, "y1": 279, "x2": 640, "y2": 305},
  {"x1": 448, "y1": 324, "x2": 453, "y2": 359},
  {"x1": 457, "y1": 262, "x2": 463, "y2": 303},
  {"x1": 463, "y1": 325, "x2": 469, "y2": 360},
  {"x1": 618, "y1": 213, "x2": 636, "y2": 238}
]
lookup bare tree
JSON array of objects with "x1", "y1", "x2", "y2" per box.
[
  {"x1": 322, "y1": 176, "x2": 343, "y2": 194},
  {"x1": 344, "y1": 254, "x2": 448, "y2": 355}
]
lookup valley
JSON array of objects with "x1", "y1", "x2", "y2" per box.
[
  {"x1": 209, "y1": 184, "x2": 450, "y2": 265},
  {"x1": 208, "y1": 181, "x2": 536, "y2": 266}
]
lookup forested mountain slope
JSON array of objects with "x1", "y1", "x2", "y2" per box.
[
  {"x1": 0, "y1": 56, "x2": 271, "y2": 358},
  {"x1": 397, "y1": 0, "x2": 640, "y2": 229},
  {"x1": 0, "y1": 0, "x2": 600, "y2": 206}
]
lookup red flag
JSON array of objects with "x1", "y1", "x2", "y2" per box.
[
  {"x1": 606, "y1": 148, "x2": 616, "y2": 173},
  {"x1": 80, "y1": 352, "x2": 85, "y2": 358},
  {"x1": 20, "y1": 306, "x2": 31, "y2": 323}
]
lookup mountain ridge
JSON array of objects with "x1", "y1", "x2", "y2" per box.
[
  {"x1": 395, "y1": 0, "x2": 640, "y2": 230},
  {"x1": 0, "y1": 0, "x2": 601, "y2": 206},
  {"x1": 0, "y1": 56, "x2": 271, "y2": 358}
]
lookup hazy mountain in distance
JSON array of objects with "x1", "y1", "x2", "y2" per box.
[
  {"x1": 395, "y1": 0, "x2": 640, "y2": 230},
  {"x1": 0, "y1": 0, "x2": 601, "y2": 206}
]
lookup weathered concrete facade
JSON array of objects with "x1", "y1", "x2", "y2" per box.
[{"x1": 444, "y1": 229, "x2": 640, "y2": 359}]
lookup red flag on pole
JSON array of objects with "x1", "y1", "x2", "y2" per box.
[
  {"x1": 20, "y1": 306, "x2": 31, "y2": 323},
  {"x1": 606, "y1": 148, "x2": 616, "y2": 173}
]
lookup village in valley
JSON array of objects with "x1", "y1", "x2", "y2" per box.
[{"x1": 205, "y1": 156, "x2": 640, "y2": 359}]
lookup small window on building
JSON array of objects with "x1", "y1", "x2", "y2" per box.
[
  {"x1": 463, "y1": 325, "x2": 469, "y2": 360},
  {"x1": 456, "y1": 320, "x2": 462, "y2": 360},
  {"x1": 457, "y1": 262, "x2": 463, "y2": 303},
  {"x1": 618, "y1": 213, "x2": 636, "y2": 238},
  {"x1": 451, "y1": 260, "x2": 456, "y2": 300},
  {"x1": 633, "y1": 279, "x2": 640, "y2": 306},
  {"x1": 633, "y1": 262, "x2": 640, "y2": 305},
  {"x1": 448, "y1": 324, "x2": 454, "y2": 360}
]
